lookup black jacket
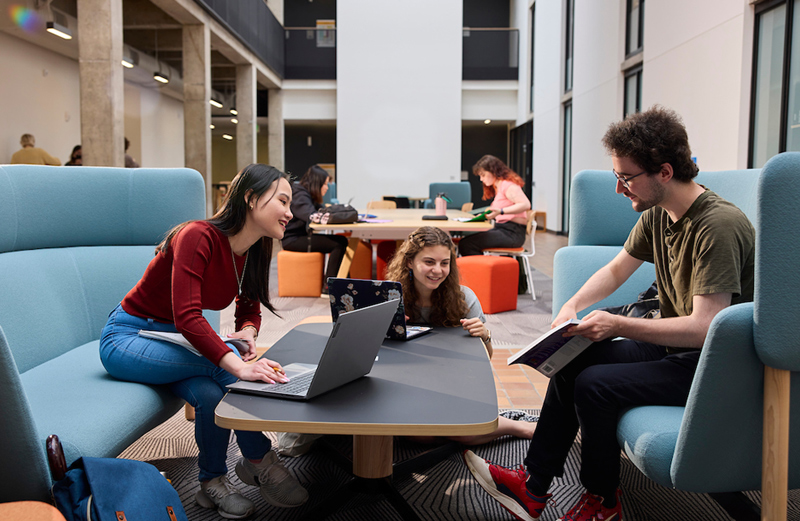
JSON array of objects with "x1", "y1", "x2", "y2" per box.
[{"x1": 282, "y1": 183, "x2": 320, "y2": 244}]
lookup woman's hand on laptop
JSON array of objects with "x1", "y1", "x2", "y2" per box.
[{"x1": 240, "y1": 358, "x2": 289, "y2": 384}]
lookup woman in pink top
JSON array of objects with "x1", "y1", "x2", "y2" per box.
[{"x1": 459, "y1": 155, "x2": 531, "y2": 256}]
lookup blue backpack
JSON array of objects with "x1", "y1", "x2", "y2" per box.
[{"x1": 52, "y1": 457, "x2": 188, "y2": 521}]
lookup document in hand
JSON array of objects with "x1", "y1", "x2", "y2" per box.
[
  {"x1": 507, "y1": 319, "x2": 593, "y2": 377},
  {"x1": 138, "y1": 330, "x2": 250, "y2": 357}
]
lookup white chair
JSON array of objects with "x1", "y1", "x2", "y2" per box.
[{"x1": 482, "y1": 210, "x2": 537, "y2": 300}]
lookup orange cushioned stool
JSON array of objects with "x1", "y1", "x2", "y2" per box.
[
  {"x1": 277, "y1": 250, "x2": 324, "y2": 297},
  {"x1": 457, "y1": 255, "x2": 518, "y2": 314}
]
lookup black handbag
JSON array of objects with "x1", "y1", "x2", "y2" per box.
[{"x1": 310, "y1": 204, "x2": 358, "y2": 225}]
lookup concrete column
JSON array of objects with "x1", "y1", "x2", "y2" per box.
[
  {"x1": 267, "y1": 88, "x2": 284, "y2": 171},
  {"x1": 183, "y1": 23, "x2": 212, "y2": 216},
  {"x1": 236, "y1": 63, "x2": 257, "y2": 172},
  {"x1": 77, "y1": 0, "x2": 124, "y2": 167}
]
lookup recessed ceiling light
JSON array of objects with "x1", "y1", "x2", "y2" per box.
[
  {"x1": 230, "y1": 108, "x2": 238, "y2": 115},
  {"x1": 121, "y1": 59, "x2": 134, "y2": 69},
  {"x1": 484, "y1": 119, "x2": 492, "y2": 125},
  {"x1": 153, "y1": 71, "x2": 169, "y2": 84},
  {"x1": 210, "y1": 99, "x2": 223, "y2": 109},
  {"x1": 210, "y1": 124, "x2": 215, "y2": 129},
  {"x1": 231, "y1": 118, "x2": 238, "y2": 124},
  {"x1": 222, "y1": 134, "x2": 233, "y2": 140}
]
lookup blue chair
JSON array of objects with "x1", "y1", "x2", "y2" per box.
[
  {"x1": 423, "y1": 182, "x2": 472, "y2": 209},
  {"x1": 323, "y1": 181, "x2": 339, "y2": 205},
  {"x1": 0, "y1": 165, "x2": 211, "y2": 502},
  {"x1": 551, "y1": 160, "x2": 800, "y2": 519},
  {"x1": 753, "y1": 152, "x2": 800, "y2": 521}
]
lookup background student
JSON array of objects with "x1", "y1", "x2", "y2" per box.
[
  {"x1": 385, "y1": 226, "x2": 537, "y2": 444},
  {"x1": 99, "y1": 164, "x2": 308, "y2": 520},
  {"x1": 282, "y1": 164, "x2": 348, "y2": 292},
  {"x1": 10, "y1": 133, "x2": 61, "y2": 165},
  {"x1": 458, "y1": 155, "x2": 531, "y2": 256}
]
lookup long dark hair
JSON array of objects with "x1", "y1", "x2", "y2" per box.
[
  {"x1": 472, "y1": 155, "x2": 525, "y2": 200},
  {"x1": 384, "y1": 226, "x2": 468, "y2": 327},
  {"x1": 157, "y1": 163, "x2": 288, "y2": 315},
  {"x1": 299, "y1": 165, "x2": 330, "y2": 205}
]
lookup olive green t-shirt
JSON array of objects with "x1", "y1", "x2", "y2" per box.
[{"x1": 623, "y1": 189, "x2": 755, "y2": 318}]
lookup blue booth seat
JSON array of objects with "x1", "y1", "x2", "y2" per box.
[{"x1": 0, "y1": 165, "x2": 214, "y2": 502}]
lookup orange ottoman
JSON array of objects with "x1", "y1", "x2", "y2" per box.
[
  {"x1": 457, "y1": 255, "x2": 518, "y2": 314},
  {"x1": 277, "y1": 250, "x2": 324, "y2": 297}
]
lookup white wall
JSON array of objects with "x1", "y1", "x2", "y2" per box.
[
  {"x1": 571, "y1": 0, "x2": 623, "y2": 176},
  {"x1": 643, "y1": 0, "x2": 747, "y2": 171},
  {"x1": 337, "y1": 0, "x2": 463, "y2": 205},
  {"x1": 283, "y1": 80, "x2": 337, "y2": 121},
  {"x1": 0, "y1": 31, "x2": 81, "y2": 164},
  {"x1": 138, "y1": 87, "x2": 185, "y2": 167},
  {"x1": 531, "y1": 0, "x2": 564, "y2": 230}
]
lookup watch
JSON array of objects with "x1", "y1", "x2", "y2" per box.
[
  {"x1": 484, "y1": 328, "x2": 492, "y2": 343},
  {"x1": 500, "y1": 208, "x2": 504, "y2": 215}
]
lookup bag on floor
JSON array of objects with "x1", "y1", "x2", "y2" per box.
[{"x1": 52, "y1": 457, "x2": 188, "y2": 521}]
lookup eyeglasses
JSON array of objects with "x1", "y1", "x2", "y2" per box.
[{"x1": 613, "y1": 169, "x2": 648, "y2": 189}]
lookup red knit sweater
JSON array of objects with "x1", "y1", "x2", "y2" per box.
[{"x1": 121, "y1": 221, "x2": 261, "y2": 365}]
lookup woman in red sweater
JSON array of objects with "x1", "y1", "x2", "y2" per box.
[{"x1": 100, "y1": 164, "x2": 307, "y2": 519}]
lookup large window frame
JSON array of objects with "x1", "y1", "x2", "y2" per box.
[
  {"x1": 561, "y1": 101, "x2": 573, "y2": 233},
  {"x1": 624, "y1": 65, "x2": 643, "y2": 118},
  {"x1": 625, "y1": 0, "x2": 644, "y2": 58},
  {"x1": 749, "y1": 0, "x2": 799, "y2": 167},
  {"x1": 564, "y1": 0, "x2": 574, "y2": 93}
]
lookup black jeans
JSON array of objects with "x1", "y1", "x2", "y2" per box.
[
  {"x1": 458, "y1": 221, "x2": 526, "y2": 256},
  {"x1": 523, "y1": 338, "x2": 701, "y2": 498},
  {"x1": 282, "y1": 234, "x2": 349, "y2": 279}
]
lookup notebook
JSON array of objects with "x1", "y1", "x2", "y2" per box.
[
  {"x1": 327, "y1": 278, "x2": 433, "y2": 341},
  {"x1": 225, "y1": 299, "x2": 399, "y2": 401}
]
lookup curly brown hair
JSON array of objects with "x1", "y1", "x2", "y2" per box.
[
  {"x1": 602, "y1": 105, "x2": 699, "y2": 182},
  {"x1": 384, "y1": 227, "x2": 469, "y2": 327},
  {"x1": 472, "y1": 155, "x2": 525, "y2": 200}
]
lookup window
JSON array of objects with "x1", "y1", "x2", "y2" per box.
[
  {"x1": 564, "y1": 0, "x2": 574, "y2": 92},
  {"x1": 626, "y1": 0, "x2": 644, "y2": 57},
  {"x1": 624, "y1": 66, "x2": 642, "y2": 118},
  {"x1": 561, "y1": 102, "x2": 573, "y2": 233},
  {"x1": 750, "y1": 0, "x2": 800, "y2": 167},
  {"x1": 530, "y1": 4, "x2": 536, "y2": 112}
]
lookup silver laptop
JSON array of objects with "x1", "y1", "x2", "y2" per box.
[{"x1": 225, "y1": 299, "x2": 399, "y2": 400}]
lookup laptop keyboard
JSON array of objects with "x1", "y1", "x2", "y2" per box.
[{"x1": 269, "y1": 370, "x2": 315, "y2": 395}]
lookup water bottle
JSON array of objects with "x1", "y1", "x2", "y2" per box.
[{"x1": 435, "y1": 193, "x2": 448, "y2": 216}]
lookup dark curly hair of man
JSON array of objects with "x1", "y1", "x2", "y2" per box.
[{"x1": 602, "y1": 105, "x2": 699, "y2": 182}]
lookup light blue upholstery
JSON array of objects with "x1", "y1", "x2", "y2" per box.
[
  {"x1": 422, "y1": 181, "x2": 472, "y2": 209},
  {"x1": 0, "y1": 165, "x2": 213, "y2": 502},
  {"x1": 551, "y1": 160, "x2": 800, "y2": 502},
  {"x1": 323, "y1": 180, "x2": 339, "y2": 205}
]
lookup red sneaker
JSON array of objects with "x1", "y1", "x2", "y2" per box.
[
  {"x1": 463, "y1": 450, "x2": 552, "y2": 521},
  {"x1": 558, "y1": 490, "x2": 622, "y2": 521}
]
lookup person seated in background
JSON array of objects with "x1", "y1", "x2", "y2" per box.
[
  {"x1": 99, "y1": 164, "x2": 309, "y2": 519},
  {"x1": 463, "y1": 106, "x2": 755, "y2": 521},
  {"x1": 385, "y1": 226, "x2": 537, "y2": 445},
  {"x1": 65, "y1": 145, "x2": 82, "y2": 166},
  {"x1": 125, "y1": 137, "x2": 140, "y2": 168},
  {"x1": 458, "y1": 155, "x2": 531, "y2": 256},
  {"x1": 10, "y1": 133, "x2": 61, "y2": 165},
  {"x1": 281, "y1": 164, "x2": 348, "y2": 293}
]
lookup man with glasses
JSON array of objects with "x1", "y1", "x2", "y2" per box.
[{"x1": 465, "y1": 106, "x2": 755, "y2": 521}]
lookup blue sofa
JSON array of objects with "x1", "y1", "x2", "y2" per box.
[
  {"x1": 0, "y1": 165, "x2": 214, "y2": 502},
  {"x1": 552, "y1": 154, "x2": 800, "y2": 517}
]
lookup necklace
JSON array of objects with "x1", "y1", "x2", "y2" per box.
[{"x1": 231, "y1": 247, "x2": 249, "y2": 296}]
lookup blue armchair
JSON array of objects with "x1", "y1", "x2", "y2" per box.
[
  {"x1": 551, "y1": 158, "x2": 800, "y2": 519},
  {"x1": 422, "y1": 182, "x2": 472, "y2": 209},
  {"x1": 0, "y1": 165, "x2": 212, "y2": 502}
]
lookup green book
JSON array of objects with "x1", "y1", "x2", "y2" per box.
[{"x1": 466, "y1": 210, "x2": 491, "y2": 222}]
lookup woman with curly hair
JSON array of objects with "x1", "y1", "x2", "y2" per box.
[
  {"x1": 458, "y1": 154, "x2": 531, "y2": 256},
  {"x1": 385, "y1": 226, "x2": 536, "y2": 444}
]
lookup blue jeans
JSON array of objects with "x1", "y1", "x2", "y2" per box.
[{"x1": 99, "y1": 304, "x2": 271, "y2": 482}]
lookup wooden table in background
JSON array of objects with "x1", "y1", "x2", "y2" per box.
[{"x1": 310, "y1": 208, "x2": 493, "y2": 277}]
